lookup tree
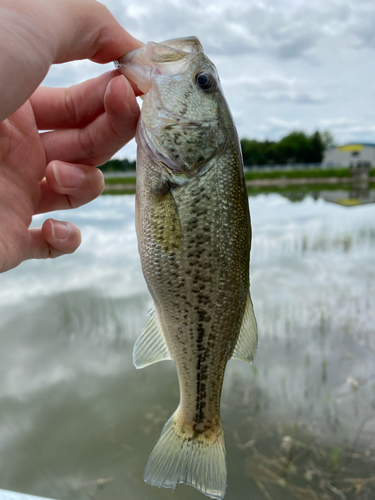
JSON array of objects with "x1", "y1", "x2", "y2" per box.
[
  {"x1": 274, "y1": 131, "x2": 311, "y2": 164},
  {"x1": 321, "y1": 131, "x2": 335, "y2": 149},
  {"x1": 99, "y1": 158, "x2": 136, "y2": 172},
  {"x1": 241, "y1": 139, "x2": 276, "y2": 165},
  {"x1": 309, "y1": 131, "x2": 324, "y2": 162},
  {"x1": 241, "y1": 130, "x2": 333, "y2": 166}
]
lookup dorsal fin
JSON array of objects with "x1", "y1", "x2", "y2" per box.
[
  {"x1": 133, "y1": 305, "x2": 172, "y2": 369},
  {"x1": 231, "y1": 292, "x2": 258, "y2": 363}
]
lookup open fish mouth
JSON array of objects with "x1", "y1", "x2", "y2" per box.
[
  {"x1": 116, "y1": 36, "x2": 224, "y2": 183},
  {"x1": 115, "y1": 36, "x2": 204, "y2": 94}
]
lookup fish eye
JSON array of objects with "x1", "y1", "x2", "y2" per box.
[{"x1": 195, "y1": 72, "x2": 215, "y2": 91}]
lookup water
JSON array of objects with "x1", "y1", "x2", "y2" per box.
[{"x1": 1, "y1": 193, "x2": 374, "y2": 500}]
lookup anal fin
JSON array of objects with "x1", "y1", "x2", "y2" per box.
[
  {"x1": 133, "y1": 305, "x2": 172, "y2": 369},
  {"x1": 231, "y1": 292, "x2": 258, "y2": 363}
]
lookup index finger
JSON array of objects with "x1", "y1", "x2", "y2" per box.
[
  {"x1": 30, "y1": 69, "x2": 144, "y2": 131},
  {"x1": 30, "y1": 71, "x2": 114, "y2": 130}
]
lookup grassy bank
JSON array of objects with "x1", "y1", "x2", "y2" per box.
[
  {"x1": 103, "y1": 168, "x2": 375, "y2": 186},
  {"x1": 247, "y1": 182, "x2": 352, "y2": 196},
  {"x1": 102, "y1": 182, "x2": 375, "y2": 198},
  {"x1": 104, "y1": 176, "x2": 136, "y2": 185},
  {"x1": 103, "y1": 188, "x2": 136, "y2": 195},
  {"x1": 102, "y1": 168, "x2": 375, "y2": 195},
  {"x1": 244, "y1": 167, "x2": 375, "y2": 181}
]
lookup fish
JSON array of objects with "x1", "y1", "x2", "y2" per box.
[{"x1": 116, "y1": 36, "x2": 257, "y2": 500}]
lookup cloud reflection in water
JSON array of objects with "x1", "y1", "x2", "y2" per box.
[{"x1": 0, "y1": 193, "x2": 374, "y2": 499}]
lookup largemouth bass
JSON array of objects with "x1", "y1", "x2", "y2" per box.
[{"x1": 116, "y1": 36, "x2": 257, "y2": 500}]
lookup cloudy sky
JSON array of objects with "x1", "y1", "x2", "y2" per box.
[{"x1": 44, "y1": 0, "x2": 375, "y2": 159}]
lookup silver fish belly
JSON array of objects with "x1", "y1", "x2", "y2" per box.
[{"x1": 116, "y1": 36, "x2": 257, "y2": 500}]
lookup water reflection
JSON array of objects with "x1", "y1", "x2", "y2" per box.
[
  {"x1": 0, "y1": 194, "x2": 374, "y2": 500},
  {"x1": 252, "y1": 185, "x2": 375, "y2": 207},
  {"x1": 321, "y1": 188, "x2": 375, "y2": 207}
]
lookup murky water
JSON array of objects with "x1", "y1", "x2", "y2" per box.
[{"x1": 1, "y1": 193, "x2": 374, "y2": 500}]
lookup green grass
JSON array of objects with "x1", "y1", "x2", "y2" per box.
[
  {"x1": 244, "y1": 167, "x2": 354, "y2": 180},
  {"x1": 246, "y1": 182, "x2": 355, "y2": 195},
  {"x1": 102, "y1": 182, "x2": 375, "y2": 198},
  {"x1": 103, "y1": 169, "x2": 375, "y2": 186},
  {"x1": 102, "y1": 189, "x2": 136, "y2": 195},
  {"x1": 104, "y1": 176, "x2": 136, "y2": 185}
]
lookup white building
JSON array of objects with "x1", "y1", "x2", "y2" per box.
[{"x1": 322, "y1": 143, "x2": 375, "y2": 168}]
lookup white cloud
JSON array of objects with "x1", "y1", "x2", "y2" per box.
[
  {"x1": 40, "y1": 0, "x2": 375, "y2": 154},
  {"x1": 319, "y1": 118, "x2": 375, "y2": 144},
  {"x1": 223, "y1": 75, "x2": 328, "y2": 104},
  {"x1": 257, "y1": 117, "x2": 303, "y2": 140}
]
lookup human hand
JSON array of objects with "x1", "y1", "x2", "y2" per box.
[{"x1": 0, "y1": 0, "x2": 142, "y2": 273}]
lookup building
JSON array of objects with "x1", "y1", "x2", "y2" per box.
[{"x1": 322, "y1": 143, "x2": 375, "y2": 168}]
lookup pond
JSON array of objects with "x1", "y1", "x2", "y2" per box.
[{"x1": 0, "y1": 193, "x2": 374, "y2": 500}]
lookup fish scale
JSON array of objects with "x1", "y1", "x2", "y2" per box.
[{"x1": 117, "y1": 36, "x2": 257, "y2": 499}]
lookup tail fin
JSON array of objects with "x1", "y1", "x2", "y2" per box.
[{"x1": 144, "y1": 412, "x2": 227, "y2": 500}]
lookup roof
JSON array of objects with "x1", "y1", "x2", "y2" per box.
[{"x1": 340, "y1": 143, "x2": 375, "y2": 148}]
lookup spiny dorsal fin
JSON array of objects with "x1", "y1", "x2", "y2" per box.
[
  {"x1": 133, "y1": 305, "x2": 172, "y2": 369},
  {"x1": 231, "y1": 292, "x2": 258, "y2": 363}
]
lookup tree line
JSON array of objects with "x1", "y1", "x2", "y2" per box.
[
  {"x1": 241, "y1": 131, "x2": 334, "y2": 166},
  {"x1": 99, "y1": 158, "x2": 136, "y2": 172},
  {"x1": 99, "y1": 130, "x2": 334, "y2": 171}
]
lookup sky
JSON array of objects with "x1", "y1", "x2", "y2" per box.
[{"x1": 43, "y1": 0, "x2": 375, "y2": 159}]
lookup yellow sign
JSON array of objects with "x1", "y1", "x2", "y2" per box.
[{"x1": 337, "y1": 144, "x2": 363, "y2": 152}]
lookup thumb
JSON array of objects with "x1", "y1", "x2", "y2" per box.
[
  {"x1": 28, "y1": 219, "x2": 82, "y2": 260},
  {"x1": 51, "y1": 0, "x2": 143, "y2": 64},
  {"x1": 0, "y1": 0, "x2": 143, "y2": 121}
]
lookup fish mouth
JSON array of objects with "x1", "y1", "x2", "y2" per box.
[{"x1": 115, "y1": 36, "x2": 204, "y2": 94}]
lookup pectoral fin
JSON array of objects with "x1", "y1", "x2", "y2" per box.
[
  {"x1": 231, "y1": 292, "x2": 258, "y2": 363},
  {"x1": 133, "y1": 305, "x2": 172, "y2": 369}
]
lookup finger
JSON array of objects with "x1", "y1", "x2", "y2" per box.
[
  {"x1": 35, "y1": 161, "x2": 104, "y2": 214},
  {"x1": 41, "y1": 75, "x2": 140, "y2": 166},
  {"x1": 50, "y1": 0, "x2": 143, "y2": 64},
  {"x1": 28, "y1": 219, "x2": 82, "y2": 260},
  {"x1": 30, "y1": 71, "x2": 114, "y2": 130},
  {"x1": 0, "y1": 0, "x2": 143, "y2": 121}
]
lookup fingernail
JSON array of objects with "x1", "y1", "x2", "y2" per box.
[
  {"x1": 122, "y1": 75, "x2": 139, "y2": 114},
  {"x1": 53, "y1": 162, "x2": 85, "y2": 188},
  {"x1": 50, "y1": 220, "x2": 69, "y2": 240}
]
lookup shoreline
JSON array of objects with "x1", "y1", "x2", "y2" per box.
[
  {"x1": 103, "y1": 176, "x2": 367, "y2": 193},
  {"x1": 245, "y1": 176, "x2": 353, "y2": 187}
]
